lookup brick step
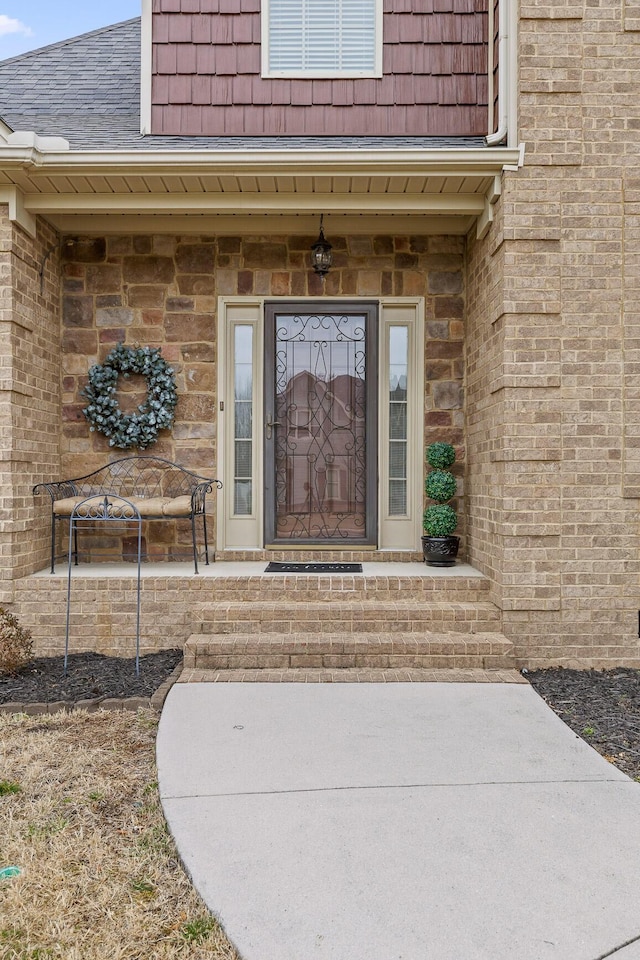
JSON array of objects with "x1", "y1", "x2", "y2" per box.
[
  {"x1": 218, "y1": 550, "x2": 424, "y2": 563},
  {"x1": 203, "y1": 574, "x2": 490, "y2": 602},
  {"x1": 184, "y1": 631, "x2": 515, "y2": 670},
  {"x1": 179, "y1": 666, "x2": 526, "y2": 684},
  {"x1": 195, "y1": 600, "x2": 501, "y2": 635}
]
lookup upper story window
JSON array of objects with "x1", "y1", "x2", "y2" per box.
[{"x1": 262, "y1": 0, "x2": 382, "y2": 78}]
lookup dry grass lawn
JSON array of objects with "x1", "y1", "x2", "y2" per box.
[{"x1": 0, "y1": 709, "x2": 241, "y2": 960}]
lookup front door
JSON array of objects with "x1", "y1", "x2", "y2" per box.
[{"x1": 264, "y1": 301, "x2": 378, "y2": 545}]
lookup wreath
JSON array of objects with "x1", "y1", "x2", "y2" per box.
[{"x1": 81, "y1": 343, "x2": 178, "y2": 450}]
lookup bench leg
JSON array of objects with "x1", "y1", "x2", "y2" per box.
[
  {"x1": 52, "y1": 517, "x2": 78, "y2": 573},
  {"x1": 191, "y1": 513, "x2": 199, "y2": 575},
  {"x1": 202, "y1": 511, "x2": 210, "y2": 565}
]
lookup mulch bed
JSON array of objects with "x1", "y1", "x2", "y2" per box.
[
  {"x1": 0, "y1": 650, "x2": 182, "y2": 705},
  {"x1": 527, "y1": 667, "x2": 640, "y2": 782}
]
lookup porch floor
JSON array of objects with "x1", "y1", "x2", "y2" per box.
[{"x1": 30, "y1": 560, "x2": 485, "y2": 579}]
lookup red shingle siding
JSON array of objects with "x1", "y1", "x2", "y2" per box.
[{"x1": 151, "y1": 0, "x2": 488, "y2": 136}]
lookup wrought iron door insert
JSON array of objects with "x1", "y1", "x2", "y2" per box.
[{"x1": 264, "y1": 302, "x2": 378, "y2": 545}]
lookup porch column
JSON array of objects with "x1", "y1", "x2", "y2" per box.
[
  {"x1": 0, "y1": 205, "x2": 62, "y2": 600},
  {"x1": 465, "y1": 0, "x2": 640, "y2": 667},
  {"x1": 466, "y1": 184, "x2": 563, "y2": 662}
]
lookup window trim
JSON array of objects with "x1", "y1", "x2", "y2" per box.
[
  {"x1": 261, "y1": 0, "x2": 384, "y2": 80},
  {"x1": 377, "y1": 300, "x2": 425, "y2": 551},
  {"x1": 218, "y1": 301, "x2": 264, "y2": 551}
]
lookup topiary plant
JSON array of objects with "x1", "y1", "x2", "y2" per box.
[
  {"x1": 425, "y1": 469, "x2": 457, "y2": 504},
  {"x1": 424, "y1": 443, "x2": 458, "y2": 530},
  {"x1": 423, "y1": 442, "x2": 459, "y2": 565},
  {"x1": 0, "y1": 608, "x2": 33, "y2": 676},
  {"x1": 426, "y1": 442, "x2": 456, "y2": 471},
  {"x1": 423, "y1": 503, "x2": 458, "y2": 537}
]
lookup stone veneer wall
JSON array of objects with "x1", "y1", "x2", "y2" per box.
[
  {"x1": 465, "y1": 0, "x2": 640, "y2": 666},
  {"x1": 0, "y1": 208, "x2": 62, "y2": 598},
  {"x1": 59, "y1": 233, "x2": 466, "y2": 562}
]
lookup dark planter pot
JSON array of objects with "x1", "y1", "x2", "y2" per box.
[{"x1": 421, "y1": 535, "x2": 460, "y2": 567}]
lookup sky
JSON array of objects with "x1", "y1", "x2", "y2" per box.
[{"x1": 0, "y1": 1, "x2": 140, "y2": 60}]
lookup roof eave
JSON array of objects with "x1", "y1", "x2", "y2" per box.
[
  {"x1": 0, "y1": 144, "x2": 523, "y2": 177},
  {"x1": 0, "y1": 142, "x2": 524, "y2": 240}
]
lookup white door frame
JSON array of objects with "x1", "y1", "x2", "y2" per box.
[{"x1": 216, "y1": 296, "x2": 424, "y2": 553}]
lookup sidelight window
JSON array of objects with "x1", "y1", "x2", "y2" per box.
[
  {"x1": 388, "y1": 325, "x2": 408, "y2": 516},
  {"x1": 233, "y1": 325, "x2": 253, "y2": 516}
]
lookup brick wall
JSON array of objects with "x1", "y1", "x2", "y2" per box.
[
  {"x1": 0, "y1": 208, "x2": 62, "y2": 596},
  {"x1": 59, "y1": 232, "x2": 465, "y2": 562},
  {"x1": 465, "y1": 0, "x2": 640, "y2": 666}
]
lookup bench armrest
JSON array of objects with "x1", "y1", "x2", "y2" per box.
[
  {"x1": 33, "y1": 480, "x2": 79, "y2": 502},
  {"x1": 191, "y1": 478, "x2": 223, "y2": 514}
]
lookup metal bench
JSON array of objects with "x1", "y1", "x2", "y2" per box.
[{"x1": 33, "y1": 456, "x2": 222, "y2": 574}]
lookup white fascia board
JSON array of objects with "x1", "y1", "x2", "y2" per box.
[
  {"x1": 23, "y1": 191, "x2": 487, "y2": 216},
  {"x1": 476, "y1": 196, "x2": 494, "y2": 239},
  {"x1": 503, "y1": 142, "x2": 526, "y2": 172},
  {"x1": 0, "y1": 186, "x2": 37, "y2": 238},
  {"x1": 16, "y1": 146, "x2": 523, "y2": 179},
  {"x1": 48, "y1": 213, "x2": 476, "y2": 236},
  {"x1": 0, "y1": 131, "x2": 70, "y2": 165}
]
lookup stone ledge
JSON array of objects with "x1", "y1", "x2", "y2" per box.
[{"x1": 0, "y1": 660, "x2": 184, "y2": 715}]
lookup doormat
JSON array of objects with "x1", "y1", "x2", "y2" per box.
[{"x1": 264, "y1": 561, "x2": 363, "y2": 574}]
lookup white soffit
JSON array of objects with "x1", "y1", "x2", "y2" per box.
[{"x1": 0, "y1": 146, "x2": 522, "y2": 234}]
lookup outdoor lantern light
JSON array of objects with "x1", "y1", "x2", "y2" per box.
[{"x1": 310, "y1": 214, "x2": 333, "y2": 278}]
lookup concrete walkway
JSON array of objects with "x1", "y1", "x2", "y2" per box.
[{"x1": 157, "y1": 682, "x2": 640, "y2": 960}]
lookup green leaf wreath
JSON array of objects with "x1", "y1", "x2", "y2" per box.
[{"x1": 81, "y1": 343, "x2": 178, "y2": 450}]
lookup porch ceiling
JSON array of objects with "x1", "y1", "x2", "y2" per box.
[{"x1": 0, "y1": 145, "x2": 521, "y2": 237}]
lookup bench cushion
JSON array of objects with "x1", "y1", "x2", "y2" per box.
[
  {"x1": 127, "y1": 496, "x2": 171, "y2": 518},
  {"x1": 53, "y1": 494, "x2": 192, "y2": 518},
  {"x1": 54, "y1": 495, "x2": 140, "y2": 518},
  {"x1": 162, "y1": 495, "x2": 193, "y2": 517},
  {"x1": 53, "y1": 496, "x2": 85, "y2": 516}
]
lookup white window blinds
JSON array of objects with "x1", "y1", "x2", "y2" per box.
[{"x1": 266, "y1": 0, "x2": 378, "y2": 76}]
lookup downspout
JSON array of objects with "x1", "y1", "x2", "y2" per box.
[{"x1": 486, "y1": 0, "x2": 509, "y2": 146}]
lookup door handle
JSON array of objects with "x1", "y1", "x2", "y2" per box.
[{"x1": 265, "y1": 416, "x2": 281, "y2": 440}]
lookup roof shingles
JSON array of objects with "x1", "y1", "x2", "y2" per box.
[{"x1": 0, "y1": 18, "x2": 486, "y2": 151}]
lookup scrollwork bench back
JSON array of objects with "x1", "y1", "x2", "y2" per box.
[{"x1": 33, "y1": 456, "x2": 222, "y2": 574}]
